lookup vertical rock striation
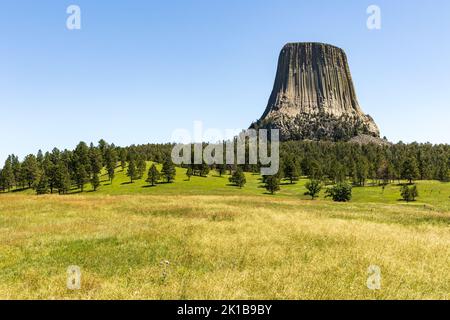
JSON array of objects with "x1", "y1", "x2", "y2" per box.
[{"x1": 252, "y1": 42, "x2": 380, "y2": 141}]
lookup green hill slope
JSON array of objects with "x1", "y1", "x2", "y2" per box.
[{"x1": 7, "y1": 162, "x2": 450, "y2": 212}]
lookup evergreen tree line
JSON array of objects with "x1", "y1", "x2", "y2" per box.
[
  {"x1": 0, "y1": 140, "x2": 174, "y2": 194},
  {"x1": 277, "y1": 140, "x2": 450, "y2": 185},
  {"x1": 185, "y1": 140, "x2": 449, "y2": 187},
  {"x1": 0, "y1": 139, "x2": 449, "y2": 195}
]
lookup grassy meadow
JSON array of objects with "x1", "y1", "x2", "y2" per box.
[{"x1": 0, "y1": 164, "x2": 449, "y2": 299}]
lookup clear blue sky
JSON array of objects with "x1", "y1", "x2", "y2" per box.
[{"x1": 1, "y1": 0, "x2": 449, "y2": 163}]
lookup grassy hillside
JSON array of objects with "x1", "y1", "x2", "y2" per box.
[
  {"x1": 12, "y1": 162, "x2": 450, "y2": 211},
  {"x1": 0, "y1": 164, "x2": 449, "y2": 299}
]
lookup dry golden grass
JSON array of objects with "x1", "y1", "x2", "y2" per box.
[{"x1": 0, "y1": 194, "x2": 449, "y2": 299}]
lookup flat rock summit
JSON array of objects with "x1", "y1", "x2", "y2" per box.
[{"x1": 251, "y1": 42, "x2": 381, "y2": 142}]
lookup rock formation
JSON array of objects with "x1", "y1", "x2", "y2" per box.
[{"x1": 251, "y1": 42, "x2": 380, "y2": 141}]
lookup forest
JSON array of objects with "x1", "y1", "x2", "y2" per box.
[{"x1": 0, "y1": 139, "x2": 449, "y2": 194}]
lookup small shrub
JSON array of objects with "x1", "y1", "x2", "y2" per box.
[
  {"x1": 400, "y1": 184, "x2": 419, "y2": 202},
  {"x1": 325, "y1": 183, "x2": 352, "y2": 202},
  {"x1": 304, "y1": 179, "x2": 322, "y2": 199}
]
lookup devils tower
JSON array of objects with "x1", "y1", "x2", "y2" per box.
[{"x1": 252, "y1": 42, "x2": 380, "y2": 141}]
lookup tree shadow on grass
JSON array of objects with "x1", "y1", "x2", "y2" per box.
[
  {"x1": 121, "y1": 181, "x2": 133, "y2": 185},
  {"x1": 393, "y1": 182, "x2": 414, "y2": 187},
  {"x1": 358, "y1": 184, "x2": 386, "y2": 188},
  {"x1": 396, "y1": 199, "x2": 417, "y2": 202}
]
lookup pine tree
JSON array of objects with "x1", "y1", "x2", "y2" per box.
[
  {"x1": 146, "y1": 164, "x2": 160, "y2": 186},
  {"x1": 55, "y1": 162, "x2": 71, "y2": 194},
  {"x1": 120, "y1": 149, "x2": 127, "y2": 171},
  {"x1": 329, "y1": 160, "x2": 346, "y2": 184},
  {"x1": 401, "y1": 157, "x2": 419, "y2": 184},
  {"x1": 186, "y1": 167, "x2": 193, "y2": 181},
  {"x1": 264, "y1": 175, "x2": 280, "y2": 194},
  {"x1": 435, "y1": 158, "x2": 449, "y2": 182},
  {"x1": 229, "y1": 167, "x2": 246, "y2": 188},
  {"x1": 356, "y1": 157, "x2": 369, "y2": 186},
  {"x1": 418, "y1": 148, "x2": 432, "y2": 180},
  {"x1": 97, "y1": 139, "x2": 108, "y2": 163},
  {"x1": 136, "y1": 158, "x2": 147, "y2": 179},
  {"x1": 74, "y1": 142, "x2": 92, "y2": 175},
  {"x1": 0, "y1": 169, "x2": 4, "y2": 192},
  {"x1": 107, "y1": 166, "x2": 115, "y2": 184},
  {"x1": 161, "y1": 159, "x2": 176, "y2": 183},
  {"x1": 401, "y1": 184, "x2": 419, "y2": 202},
  {"x1": 309, "y1": 160, "x2": 323, "y2": 180},
  {"x1": 22, "y1": 154, "x2": 40, "y2": 188},
  {"x1": 104, "y1": 147, "x2": 118, "y2": 183},
  {"x1": 35, "y1": 174, "x2": 49, "y2": 195},
  {"x1": 74, "y1": 163, "x2": 88, "y2": 191},
  {"x1": 304, "y1": 179, "x2": 322, "y2": 199},
  {"x1": 73, "y1": 142, "x2": 91, "y2": 191},
  {"x1": 127, "y1": 160, "x2": 137, "y2": 183},
  {"x1": 200, "y1": 162, "x2": 210, "y2": 177},
  {"x1": 91, "y1": 173, "x2": 100, "y2": 191},
  {"x1": 377, "y1": 160, "x2": 393, "y2": 185},
  {"x1": 11, "y1": 155, "x2": 22, "y2": 189},
  {"x1": 216, "y1": 163, "x2": 226, "y2": 177},
  {"x1": 284, "y1": 157, "x2": 300, "y2": 184},
  {"x1": 36, "y1": 150, "x2": 44, "y2": 165},
  {"x1": 43, "y1": 152, "x2": 57, "y2": 194},
  {"x1": 1, "y1": 158, "x2": 15, "y2": 191},
  {"x1": 89, "y1": 145, "x2": 103, "y2": 176}
]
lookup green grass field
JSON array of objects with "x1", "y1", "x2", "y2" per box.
[{"x1": 0, "y1": 164, "x2": 449, "y2": 299}]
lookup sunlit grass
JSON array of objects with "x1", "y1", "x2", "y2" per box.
[
  {"x1": 1, "y1": 163, "x2": 449, "y2": 299},
  {"x1": 0, "y1": 190, "x2": 449, "y2": 299}
]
